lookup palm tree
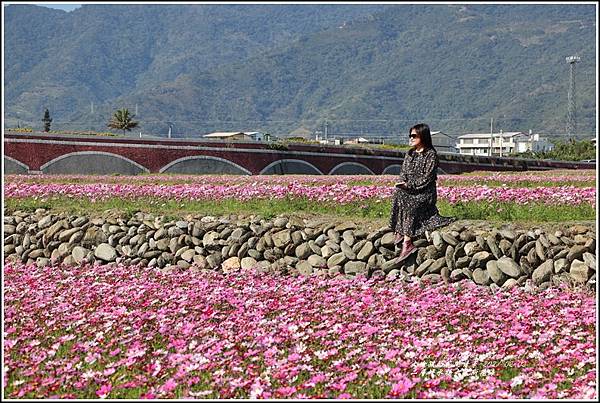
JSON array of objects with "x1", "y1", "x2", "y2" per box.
[{"x1": 107, "y1": 108, "x2": 139, "y2": 134}]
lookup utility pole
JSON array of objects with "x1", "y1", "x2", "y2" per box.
[
  {"x1": 565, "y1": 55, "x2": 580, "y2": 139},
  {"x1": 499, "y1": 129, "x2": 503, "y2": 158},
  {"x1": 490, "y1": 117, "x2": 494, "y2": 156},
  {"x1": 325, "y1": 120, "x2": 329, "y2": 142}
]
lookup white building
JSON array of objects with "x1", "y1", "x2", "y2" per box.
[
  {"x1": 515, "y1": 132, "x2": 554, "y2": 154},
  {"x1": 456, "y1": 131, "x2": 553, "y2": 157},
  {"x1": 203, "y1": 131, "x2": 270, "y2": 141}
]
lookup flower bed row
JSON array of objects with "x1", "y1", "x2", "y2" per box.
[
  {"x1": 3, "y1": 262, "x2": 596, "y2": 399},
  {"x1": 4, "y1": 182, "x2": 596, "y2": 207},
  {"x1": 4, "y1": 171, "x2": 597, "y2": 185}
]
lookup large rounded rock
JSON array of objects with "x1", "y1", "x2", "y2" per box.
[
  {"x1": 342, "y1": 230, "x2": 355, "y2": 246},
  {"x1": 535, "y1": 241, "x2": 546, "y2": 261},
  {"x1": 496, "y1": 256, "x2": 521, "y2": 278},
  {"x1": 464, "y1": 242, "x2": 481, "y2": 257},
  {"x1": 327, "y1": 252, "x2": 348, "y2": 269},
  {"x1": 498, "y1": 239, "x2": 512, "y2": 256},
  {"x1": 501, "y1": 278, "x2": 519, "y2": 290},
  {"x1": 271, "y1": 230, "x2": 292, "y2": 248},
  {"x1": 344, "y1": 261, "x2": 367, "y2": 275},
  {"x1": 569, "y1": 260, "x2": 591, "y2": 284},
  {"x1": 486, "y1": 235, "x2": 502, "y2": 259},
  {"x1": 340, "y1": 241, "x2": 356, "y2": 260},
  {"x1": 297, "y1": 260, "x2": 314, "y2": 276},
  {"x1": 441, "y1": 232, "x2": 459, "y2": 246},
  {"x1": 498, "y1": 229, "x2": 516, "y2": 241},
  {"x1": 181, "y1": 249, "x2": 196, "y2": 262},
  {"x1": 380, "y1": 232, "x2": 395, "y2": 248},
  {"x1": 202, "y1": 231, "x2": 219, "y2": 247},
  {"x1": 486, "y1": 260, "x2": 506, "y2": 285},
  {"x1": 307, "y1": 254, "x2": 327, "y2": 268},
  {"x1": 206, "y1": 253, "x2": 222, "y2": 269},
  {"x1": 357, "y1": 241, "x2": 375, "y2": 261},
  {"x1": 445, "y1": 245, "x2": 455, "y2": 271},
  {"x1": 427, "y1": 257, "x2": 447, "y2": 275},
  {"x1": 472, "y1": 268, "x2": 491, "y2": 285},
  {"x1": 222, "y1": 257, "x2": 241, "y2": 274},
  {"x1": 295, "y1": 243, "x2": 311, "y2": 259},
  {"x1": 553, "y1": 258, "x2": 569, "y2": 274},
  {"x1": 566, "y1": 245, "x2": 587, "y2": 262},
  {"x1": 94, "y1": 243, "x2": 117, "y2": 262},
  {"x1": 532, "y1": 259, "x2": 554, "y2": 286},
  {"x1": 415, "y1": 259, "x2": 435, "y2": 276},
  {"x1": 470, "y1": 251, "x2": 493, "y2": 269},
  {"x1": 241, "y1": 256, "x2": 258, "y2": 270},
  {"x1": 431, "y1": 231, "x2": 444, "y2": 250},
  {"x1": 82, "y1": 226, "x2": 107, "y2": 247},
  {"x1": 582, "y1": 252, "x2": 596, "y2": 271},
  {"x1": 72, "y1": 246, "x2": 90, "y2": 264}
]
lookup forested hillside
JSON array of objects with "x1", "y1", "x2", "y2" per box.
[{"x1": 4, "y1": 4, "x2": 596, "y2": 138}]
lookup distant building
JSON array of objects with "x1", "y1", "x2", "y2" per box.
[
  {"x1": 457, "y1": 131, "x2": 522, "y2": 156},
  {"x1": 431, "y1": 131, "x2": 459, "y2": 153},
  {"x1": 316, "y1": 137, "x2": 342, "y2": 145},
  {"x1": 456, "y1": 131, "x2": 554, "y2": 156},
  {"x1": 515, "y1": 131, "x2": 554, "y2": 154},
  {"x1": 344, "y1": 137, "x2": 384, "y2": 145},
  {"x1": 203, "y1": 131, "x2": 269, "y2": 141}
]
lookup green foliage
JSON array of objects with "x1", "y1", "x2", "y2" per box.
[
  {"x1": 107, "y1": 108, "x2": 139, "y2": 134},
  {"x1": 9, "y1": 127, "x2": 33, "y2": 133},
  {"x1": 512, "y1": 139, "x2": 596, "y2": 161},
  {"x1": 41, "y1": 108, "x2": 52, "y2": 132}
]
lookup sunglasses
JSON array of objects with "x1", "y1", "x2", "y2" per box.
[{"x1": 409, "y1": 134, "x2": 419, "y2": 139}]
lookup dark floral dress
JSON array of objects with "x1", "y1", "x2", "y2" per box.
[{"x1": 389, "y1": 148, "x2": 456, "y2": 238}]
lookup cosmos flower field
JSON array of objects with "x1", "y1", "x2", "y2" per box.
[
  {"x1": 3, "y1": 171, "x2": 597, "y2": 221},
  {"x1": 3, "y1": 169, "x2": 597, "y2": 399},
  {"x1": 3, "y1": 263, "x2": 596, "y2": 399}
]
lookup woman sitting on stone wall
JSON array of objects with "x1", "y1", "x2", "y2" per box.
[{"x1": 389, "y1": 123, "x2": 456, "y2": 261}]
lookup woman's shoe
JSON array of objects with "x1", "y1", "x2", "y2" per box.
[
  {"x1": 394, "y1": 232, "x2": 403, "y2": 246},
  {"x1": 399, "y1": 240, "x2": 417, "y2": 261}
]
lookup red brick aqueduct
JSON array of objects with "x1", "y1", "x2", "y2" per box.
[{"x1": 3, "y1": 132, "x2": 595, "y2": 176}]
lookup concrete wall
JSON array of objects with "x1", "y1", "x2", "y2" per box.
[
  {"x1": 260, "y1": 159, "x2": 323, "y2": 175},
  {"x1": 160, "y1": 156, "x2": 251, "y2": 175},
  {"x1": 41, "y1": 152, "x2": 148, "y2": 175},
  {"x1": 329, "y1": 162, "x2": 374, "y2": 175},
  {"x1": 4, "y1": 156, "x2": 29, "y2": 174}
]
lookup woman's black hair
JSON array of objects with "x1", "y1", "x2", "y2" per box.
[{"x1": 409, "y1": 123, "x2": 436, "y2": 152}]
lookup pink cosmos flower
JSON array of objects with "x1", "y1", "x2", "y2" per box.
[
  {"x1": 390, "y1": 376, "x2": 415, "y2": 397},
  {"x1": 160, "y1": 378, "x2": 177, "y2": 393},
  {"x1": 96, "y1": 383, "x2": 112, "y2": 399}
]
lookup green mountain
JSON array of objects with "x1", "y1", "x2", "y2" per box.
[
  {"x1": 4, "y1": 4, "x2": 387, "y2": 126},
  {"x1": 4, "y1": 4, "x2": 596, "y2": 139}
]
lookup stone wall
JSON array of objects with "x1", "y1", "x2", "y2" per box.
[{"x1": 4, "y1": 210, "x2": 596, "y2": 291}]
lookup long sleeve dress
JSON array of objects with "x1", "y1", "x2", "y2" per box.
[{"x1": 389, "y1": 148, "x2": 456, "y2": 238}]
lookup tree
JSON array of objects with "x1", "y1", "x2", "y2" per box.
[
  {"x1": 107, "y1": 108, "x2": 139, "y2": 134},
  {"x1": 42, "y1": 108, "x2": 52, "y2": 132}
]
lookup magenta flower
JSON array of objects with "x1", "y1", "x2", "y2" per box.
[{"x1": 96, "y1": 383, "x2": 112, "y2": 399}]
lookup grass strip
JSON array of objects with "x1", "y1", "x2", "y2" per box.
[{"x1": 4, "y1": 196, "x2": 595, "y2": 222}]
